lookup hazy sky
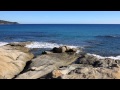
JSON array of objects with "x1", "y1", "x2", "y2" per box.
[{"x1": 0, "y1": 11, "x2": 120, "y2": 24}]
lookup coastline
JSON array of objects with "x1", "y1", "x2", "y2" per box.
[{"x1": 0, "y1": 41, "x2": 120, "y2": 79}]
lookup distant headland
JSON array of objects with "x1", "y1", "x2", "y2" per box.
[{"x1": 0, "y1": 20, "x2": 18, "y2": 24}]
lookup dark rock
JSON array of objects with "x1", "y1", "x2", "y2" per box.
[
  {"x1": 52, "y1": 47, "x2": 60, "y2": 53},
  {"x1": 42, "y1": 51, "x2": 53, "y2": 54},
  {"x1": 78, "y1": 54, "x2": 98, "y2": 65},
  {"x1": 52, "y1": 46, "x2": 78, "y2": 53},
  {"x1": 67, "y1": 48, "x2": 77, "y2": 52},
  {"x1": 93, "y1": 59, "x2": 120, "y2": 68},
  {"x1": 64, "y1": 46, "x2": 71, "y2": 51},
  {"x1": 93, "y1": 60, "x2": 102, "y2": 67},
  {"x1": 112, "y1": 64, "x2": 119, "y2": 67},
  {"x1": 52, "y1": 46, "x2": 66, "y2": 53}
]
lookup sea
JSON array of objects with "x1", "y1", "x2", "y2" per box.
[{"x1": 0, "y1": 24, "x2": 120, "y2": 58}]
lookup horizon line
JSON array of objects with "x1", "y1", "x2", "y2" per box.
[{"x1": 18, "y1": 23, "x2": 120, "y2": 24}]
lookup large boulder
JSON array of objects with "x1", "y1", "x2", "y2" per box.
[
  {"x1": 0, "y1": 44, "x2": 34, "y2": 79},
  {"x1": 15, "y1": 51, "x2": 80, "y2": 79}
]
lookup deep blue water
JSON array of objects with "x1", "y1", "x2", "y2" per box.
[{"x1": 0, "y1": 24, "x2": 120, "y2": 56}]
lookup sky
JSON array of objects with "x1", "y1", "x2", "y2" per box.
[{"x1": 0, "y1": 11, "x2": 120, "y2": 24}]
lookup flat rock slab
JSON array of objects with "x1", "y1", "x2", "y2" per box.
[{"x1": 15, "y1": 52, "x2": 80, "y2": 79}]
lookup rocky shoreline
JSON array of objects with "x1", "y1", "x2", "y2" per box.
[{"x1": 0, "y1": 42, "x2": 120, "y2": 79}]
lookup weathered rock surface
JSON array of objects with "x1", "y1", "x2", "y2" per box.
[
  {"x1": 76, "y1": 54, "x2": 120, "y2": 68},
  {"x1": 56, "y1": 66, "x2": 120, "y2": 79},
  {"x1": 0, "y1": 44, "x2": 34, "y2": 79},
  {"x1": 15, "y1": 46, "x2": 80, "y2": 79},
  {"x1": 1, "y1": 43, "x2": 120, "y2": 79},
  {"x1": 4, "y1": 42, "x2": 32, "y2": 53},
  {"x1": 51, "y1": 54, "x2": 120, "y2": 79}
]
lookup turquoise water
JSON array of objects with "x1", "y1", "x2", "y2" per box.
[{"x1": 0, "y1": 24, "x2": 120, "y2": 56}]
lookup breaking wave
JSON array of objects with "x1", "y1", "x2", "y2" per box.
[
  {"x1": 0, "y1": 42, "x2": 8, "y2": 46},
  {"x1": 87, "y1": 53, "x2": 120, "y2": 60},
  {"x1": 25, "y1": 41, "x2": 80, "y2": 49}
]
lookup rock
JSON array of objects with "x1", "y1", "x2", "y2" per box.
[
  {"x1": 67, "y1": 48, "x2": 77, "y2": 52},
  {"x1": 93, "y1": 59, "x2": 120, "y2": 68},
  {"x1": 0, "y1": 45, "x2": 34, "y2": 79},
  {"x1": 51, "y1": 64, "x2": 86, "y2": 78},
  {"x1": 76, "y1": 67, "x2": 89, "y2": 74},
  {"x1": 64, "y1": 46, "x2": 71, "y2": 51},
  {"x1": 52, "y1": 46, "x2": 67, "y2": 53},
  {"x1": 4, "y1": 42, "x2": 32, "y2": 53},
  {"x1": 77, "y1": 54, "x2": 98, "y2": 65},
  {"x1": 93, "y1": 60, "x2": 109, "y2": 67},
  {"x1": 111, "y1": 64, "x2": 119, "y2": 68},
  {"x1": 52, "y1": 46, "x2": 78, "y2": 53},
  {"x1": 13, "y1": 45, "x2": 120, "y2": 79},
  {"x1": 52, "y1": 70, "x2": 63, "y2": 78},
  {"x1": 52, "y1": 47, "x2": 61, "y2": 53},
  {"x1": 59, "y1": 66, "x2": 120, "y2": 79},
  {"x1": 76, "y1": 53, "x2": 120, "y2": 68},
  {"x1": 60, "y1": 46, "x2": 67, "y2": 53},
  {"x1": 42, "y1": 51, "x2": 53, "y2": 54},
  {"x1": 15, "y1": 52, "x2": 80, "y2": 79},
  {"x1": 6, "y1": 42, "x2": 32, "y2": 47}
]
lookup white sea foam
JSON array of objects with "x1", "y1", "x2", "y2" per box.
[
  {"x1": 25, "y1": 42, "x2": 62, "y2": 48},
  {"x1": 0, "y1": 42, "x2": 8, "y2": 46},
  {"x1": 25, "y1": 41, "x2": 80, "y2": 49},
  {"x1": 87, "y1": 53, "x2": 120, "y2": 60}
]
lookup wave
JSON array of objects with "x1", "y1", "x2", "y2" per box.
[
  {"x1": 0, "y1": 41, "x2": 120, "y2": 60},
  {"x1": 87, "y1": 53, "x2": 120, "y2": 60},
  {"x1": 25, "y1": 41, "x2": 79, "y2": 49},
  {"x1": 25, "y1": 42, "x2": 62, "y2": 48},
  {"x1": 0, "y1": 42, "x2": 8, "y2": 46}
]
